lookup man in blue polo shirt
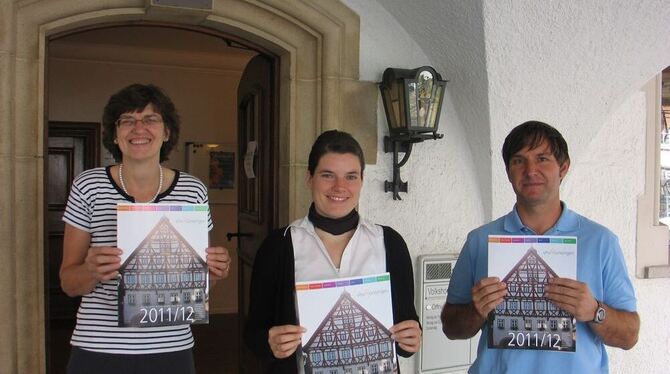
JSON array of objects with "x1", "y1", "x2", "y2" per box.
[{"x1": 441, "y1": 121, "x2": 639, "y2": 373}]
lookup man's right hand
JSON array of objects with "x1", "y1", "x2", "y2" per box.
[
  {"x1": 471, "y1": 277, "x2": 508, "y2": 318},
  {"x1": 268, "y1": 325, "x2": 306, "y2": 359}
]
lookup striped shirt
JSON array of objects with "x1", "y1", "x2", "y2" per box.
[{"x1": 62, "y1": 166, "x2": 213, "y2": 354}]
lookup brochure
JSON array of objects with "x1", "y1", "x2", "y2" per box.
[
  {"x1": 117, "y1": 203, "x2": 210, "y2": 327},
  {"x1": 487, "y1": 235, "x2": 577, "y2": 352},
  {"x1": 296, "y1": 273, "x2": 398, "y2": 374}
]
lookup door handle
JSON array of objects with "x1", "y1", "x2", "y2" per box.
[{"x1": 226, "y1": 232, "x2": 253, "y2": 241}]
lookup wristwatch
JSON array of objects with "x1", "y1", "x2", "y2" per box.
[{"x1": 592, "y1": 299, "x2": 606, "y2": 324}]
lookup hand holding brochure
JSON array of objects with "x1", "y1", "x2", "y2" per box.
[
  {"x1": 487, "y1": 235, "x2": 577, "y2": 352},
  {"x1": 117, "y1": 203, "x2": 210, "y2": 327},
  {"x1": 296, "y1": 273, "x2": 398, "y2": 373}
]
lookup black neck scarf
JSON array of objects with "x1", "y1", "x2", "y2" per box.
[{"x1": 308, "y1": 203, "x2": 359, "y2": 235}]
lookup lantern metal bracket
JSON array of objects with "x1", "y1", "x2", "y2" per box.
[{"x1": 384, "y1": 132, "x2": 443, "y2": 200}]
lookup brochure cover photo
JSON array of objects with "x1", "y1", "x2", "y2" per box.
[
  {"x1": 487, "y1": 235, "x2": 577, "y2": 352},
  {"x1": 117, "y1": 203, "x2": 210, "y2": 327},
  {"x1": 296, "y1": 273, "x2": 398, "y2": 374}
]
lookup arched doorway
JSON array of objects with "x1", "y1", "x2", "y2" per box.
[{"x1": 4, "y1": 2, "x2": 377, "y2": 372}]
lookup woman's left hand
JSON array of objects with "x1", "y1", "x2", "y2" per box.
[
  {"x1": 389, "y1": 320, "x2": 422, "y2": 353},
  {"x1": 206, "y1": 246, "x2": 231, "y2": 280}
]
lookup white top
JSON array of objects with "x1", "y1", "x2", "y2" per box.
[{"x1": 290, "y1": 215, "x2": 386, "y2": 282}]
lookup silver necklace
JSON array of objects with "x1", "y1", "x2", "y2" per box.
[{"x1": 118, "y1": 163, "x2": 163, "y2": 203}]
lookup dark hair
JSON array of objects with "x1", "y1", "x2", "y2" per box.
[
  {"x1": 308, "y1": 130, "x2": 365, "y2": 176},
  {"x1": 102, "y1": 84, "x2": 180, "y2": 162},
  {"x1": 502, "y1": 121, "x2": 569, "y2": 169}
]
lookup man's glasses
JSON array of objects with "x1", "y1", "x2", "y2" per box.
[{"x1": 116, "y1": 114, "x2": 164, "y2": 129}]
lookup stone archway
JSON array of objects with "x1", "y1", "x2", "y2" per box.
[{"x1": 1, "y1": 1, "x2": 377, "y2": 372}]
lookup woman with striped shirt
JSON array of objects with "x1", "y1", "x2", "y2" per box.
[{"x1": 60, "y1": 84, "x2": 231, "y2": 374}]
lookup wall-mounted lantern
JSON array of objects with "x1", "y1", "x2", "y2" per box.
[{"x1": 379, "y1": 66, "x2": 447, "y2": 200}]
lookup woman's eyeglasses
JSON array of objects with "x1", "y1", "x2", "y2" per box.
[{"x1": 116, "y1": 115, "x2": 163, "y2": 129}]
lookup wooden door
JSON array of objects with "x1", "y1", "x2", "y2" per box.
[
  {"x1": 237, "y1": 54, "x2": 278, "y2": 374},
  {"x1": 46, "y1": 122, "x2": 100, "y2": 373}
]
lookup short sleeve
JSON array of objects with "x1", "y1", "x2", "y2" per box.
[
  {"x1": 62, "y1": 177, "x2": 92, "y2": 232},
  {"x1": 447, "y1": 232, "x2": 476, "y2": 304},
  {"x1": 601, "y1": 235, "x2": 637, "y2": 312}
]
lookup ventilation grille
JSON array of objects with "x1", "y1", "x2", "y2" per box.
[{"x1": 425, "y1": 262, "x2": 452, "y2": 281}]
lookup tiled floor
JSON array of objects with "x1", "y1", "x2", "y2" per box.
[{"x1": 48, "y1": 314, "x2": 240, "y2": 374}]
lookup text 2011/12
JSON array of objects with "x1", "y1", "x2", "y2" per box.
[
  {"x1": 139, "y1": 306, "x2": 195, "y2": 324},
  {"x1": 507, "y1": 332, "x2": 561, "y2": 348}
]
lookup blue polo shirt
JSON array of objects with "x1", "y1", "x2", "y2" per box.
[{"x1": 446, "y1": 203, "x2": 637, "y2": 374}]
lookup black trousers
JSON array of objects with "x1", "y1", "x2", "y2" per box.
[{"x1": 66, "y1": 346, "x2": 196, "y2": 374}]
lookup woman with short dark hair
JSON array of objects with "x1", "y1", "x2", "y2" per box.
[
  {"x1": 244, "y1": 130, "x2": 421, "y2": 373},
  {"x1": 60, "y1": 83, "x2": 231, "y2": 374}
]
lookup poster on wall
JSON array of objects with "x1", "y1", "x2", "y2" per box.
[
  {"x1": 116, "y1": 203, "x2": 210, "y2": 327},
  {"x1": 185, "y1": 142, "x2": 237, "y2": 204},
  {"x1": 295, "y1": 273, "x2": 398, "y2": 373},
  {"x1": 487, "y1": 235, "x2": 577, "y2": 352}
]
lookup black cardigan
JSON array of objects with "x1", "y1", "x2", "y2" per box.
[{"x1": 243, "y1": 225, "x2": 420, "y2": 373}]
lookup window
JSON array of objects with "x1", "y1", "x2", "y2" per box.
[
  {"x1": 310, "y1": 351, "x2": 322, "y2": 364},
  {"x1": 354, "y1": 345, "x2": 365, "y2": 358},
  {"x1": 537, "y1": 319, "x2": 546, "y2": 330},
  {"x1": 511, "y1": 319, "x2": 518, "y2": 330},
  {"x1": 157, "y1": 293, "x2": 165, "y2": 304},
  {"x1": 168, "y1": 272, "x2": 179, "y2": 283},
  {"x1": 170, "y1": 293, "x2": 179, "y2": 303},
  {"x1": 140, "y1": 273, "x2": 152, "y2": 284},
  {"x1": 183, "y1": 292, "x2": 191, "y2": 303},
  {"x1": 127, "y1": 294, "x2": 135, "y2": 305},
  {"x1": 181, "y1": 272, "x2": 192, "y2": 282},
  {"x1": 524, "y1": 319, "x2": 532, "y2": 330},
  {"x1": 340, "y1": 347, "x2": 352, "y2": 359},
  {"x1": 124, "y1": 273, "x2": 136, "y2": 285},
  {"x1": 561, "y1": 319, "x2": 570, "y2": 331},
  {"x1": 338, "y1": 330, "x2": 348, "y2": 342},
  {"x1": 195, "y1": 290, "x2": 203, "y2": 302},
  {"x1": 143, "y1": 294, "x2": 151, "y2": 305},
  {"x1": 154, "y1": 272, "x2": 166, "y2": 284},
  {"x1": 325, "y1": 349, "x2": 336, "y2": 361},
  {"x1": 380, "y1": 341, "x2": 391, "y2": 352},
  {"x1": 367, "y1": 344, "x2": 377, "y2": 355},
  {"x1": 508, "y1": 300, "x2": 519, "y2": 311},
  {"x1": 637, "y1": 71, "x2": 670, "y2": 278},
  {"x1": 497, "y1": 319, "x2": 505, "y2": 329},
  {"x1": 550, "y1": 320, "x2": 558, "y2": 330}
]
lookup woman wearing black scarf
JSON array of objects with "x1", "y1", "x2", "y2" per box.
[{"x1": 244, "y1": 130, "x2": 420, "y2": 373}]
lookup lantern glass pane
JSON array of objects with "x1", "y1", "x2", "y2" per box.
[
  {"x1": 428, "y1": 85, "x2": 443, "y2": 129},
  {"x1": 418, "y1": 71, "x2": 434, "y2": 128},
  {"x1": 382, "y1": 86, "x2": 398, "y2": 128},
  {"x1": 408, "y1": 81, "x2": 418, "y2": 128}
]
